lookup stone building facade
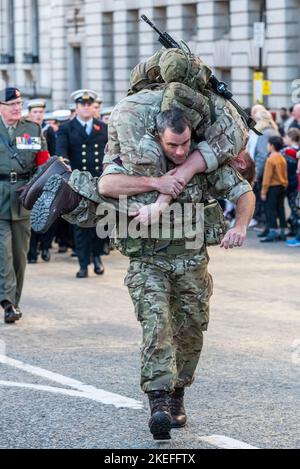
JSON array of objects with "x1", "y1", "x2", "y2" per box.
[{"x1": 0, "y1": 0, "x2": 299, "y2": 110}]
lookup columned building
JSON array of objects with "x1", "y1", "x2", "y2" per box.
[{"x1": 0, "y1": 0, "x2": 299, "y2": 110}]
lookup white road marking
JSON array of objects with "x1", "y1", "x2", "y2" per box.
[
  {"x1": 0, "y1": 355, "x2": 143, "y2": 410},
  {"x1": 199, "y1": 435, "x2": 259, "y2": 449}
]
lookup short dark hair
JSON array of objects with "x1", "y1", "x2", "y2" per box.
[
  {"x1": 156, "y1": 107, "x2": 192, "y2": 136},
  {"x1": 287, "y1": 128, "x2": 300, "y2": 143},
  {"x1": 269, "y1": 136, "x2": 284, "y2": 152}
]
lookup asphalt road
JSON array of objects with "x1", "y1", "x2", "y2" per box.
[{"x1": 0, "y1": 231, "x2": 299, "y2": 449}]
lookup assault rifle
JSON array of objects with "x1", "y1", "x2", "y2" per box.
[{"x1": 141, "y1": 14, "x2": 261, "y2": 135}]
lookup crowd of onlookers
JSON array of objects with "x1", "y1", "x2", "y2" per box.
[{"x1": 225, "y1": 103, "x2": 300, "y2": 246}]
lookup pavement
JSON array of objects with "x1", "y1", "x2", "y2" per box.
[{"x1": 0, "y1": 230, "x2": 299, "y2": 449}]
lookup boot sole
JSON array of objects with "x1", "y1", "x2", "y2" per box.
[
  {"x1": 31, "y1": 175, "x2": 63, "y2": 234},
  {"x1": 149, "y1": 411, "x2": 171, "y2": 440},
  {"x1": 23, "y1": 156, "x2": 59, "y2": 210}
]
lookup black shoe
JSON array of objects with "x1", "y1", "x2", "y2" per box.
[
  {"x1": 3, "y1": 304, "x2": 22, "y2": 324},
  {"x1": 28, "y1": 257, "x2": 38, "y2": 264},
  {"x1": 257, "y1": 229, "x2": 269, "y2": 238},
  {"x1": 41, "y1": 249, "x2": 51, "y2": 262},
  {"x1": 169, "y1": 388, "x2": 187, "y2": 428},
  {"x1": 94, "y1": 256, "x2": 104, "y2": 275},
  {"x1": 58, "y1": 246, "x2": 68, "y2": 253},
  {"x1": 148, "y1": 390, "x2": 172, "y2": 440},
  {"x1": 19, "y1": 157, "x2": 71, "y2": 210},
  {"x1": 76, "y1": 268, "x2": 88, "y2": 278},
  {"x1": 30, "y1": 175, "x2": 81, "y2": 234}
]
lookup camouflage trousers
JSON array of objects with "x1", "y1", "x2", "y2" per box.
[{"x1": 125, "y1": 248, "x2": 213, "y2": 393}]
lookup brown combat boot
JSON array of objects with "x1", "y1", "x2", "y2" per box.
[
  {"x1": 169, "y1": 388, "x2": 187, "y2": 428},
  {"x1": 19, "y1": 156, "x2": 71, "y2": 210},
  {"x1": 30, "y1": 174, "x2": 81, "y2": 234},
  {"x1": 147, "y1": 390, "x2": 172, "y2": 440}
]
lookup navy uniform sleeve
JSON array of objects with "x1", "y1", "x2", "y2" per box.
[{"x1": 56, "y1": 124, "x2": 70, "y2": 158}]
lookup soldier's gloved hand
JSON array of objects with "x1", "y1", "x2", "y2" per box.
[{"x1": 155, "y1": 169, "x2": 185, "y2": 198}]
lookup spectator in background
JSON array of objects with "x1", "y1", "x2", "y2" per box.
[
  {"x1": 282, "y1": 128, "x2": 300, "y2": 237},
  {"x1": 92, "y1": 96, "x2": 103, "y2": 120},
  {"x1": 260, "y1": 136, "x2": 288, "y2": 243},
  {"x1": 277, "y1": 107, "x2": 289, "y2": 136},
  {"x1": 288, "y1": 103, "x2": 300, "y2": 131},
  {"x1": 68, "y1": 103, "x2": 77, "y2": 120},
  {"x1": 56, "y1": 89, "x2": 108, "y2": 277},
  {"x1": 252, "y1": 109, "x2": 279, "y2": 227}
]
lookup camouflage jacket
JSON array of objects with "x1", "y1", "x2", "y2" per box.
[{"x1": 104, "y1": 87, "x2": 248, "y2": 178}]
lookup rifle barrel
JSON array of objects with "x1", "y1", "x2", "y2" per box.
[{"x1": 141, "y1": 15, "x2": 163, "y2": 36}]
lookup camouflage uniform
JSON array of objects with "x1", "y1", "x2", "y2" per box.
[
  {"x1": 104, "y1": 86, "x2": 248, "y2": 178},
  {"x1": 62, "y1": 50, "x2": 251, "y2": 392},
  {"x1": 64, "y1": 161, "x2": 252, "y2": 392}
]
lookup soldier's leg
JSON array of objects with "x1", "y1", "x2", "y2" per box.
[
  {"x1": 0, "y1": 220, "x2": 17, "y2": 305},
  {"x1": 11, "y1": 219, "x2": 31, "y2": 307},
  {"x1": 73, "y1": 226, "x2": 92, "y2": 272},
  {"x1": 125, "y1": 259, "x2": 176, "y2": 393},
  {"x1": 171, "y1": 252, "x2": 213, "y2": 389},
  {"x1": 125, "y1": 258, "x2": 175, "y2": 439}
]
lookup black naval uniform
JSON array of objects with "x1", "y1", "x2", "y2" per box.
[{"x1": 56, "y1": 117, "x2": 108, "y2": 274}]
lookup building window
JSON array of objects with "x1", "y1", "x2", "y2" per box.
[
  {"x1": 72, "y1": 46, "x2": 82, "y2": 90},
  {"x1": 127, "y1": 10, "x2": 139, "y2": 69},
  {"x1": 215, "y1": 68, "x2": 232, "y2": 89},
  {"x1": 31, "y1": 0, "x2": 39, "y2": 59},
  {"x1": 214, "y1": 0, "x2": 231, "y2": 40},
  {"x1": 0, "y1": 0, "x2": 15, "y2": 64},
  {"x1": 153, "y1": 7, "x2": 167, "y2": 32},
  {"x1": 102, "y1": 12, "x2": 114, "y2": 106},
  {"x1": 23, "y1": 0, "x2": 40, "y2": 63},
  {"x1": 182, "y1": 4, "x2": 198, "y2": 42}
]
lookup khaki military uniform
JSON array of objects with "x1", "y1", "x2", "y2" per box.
[{"x1": 0, "y1": 116, "x2": 47, "y2": 307}]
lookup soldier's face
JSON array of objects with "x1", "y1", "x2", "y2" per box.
[
  {"x1": 0, "y1": 98, "x2": 23, "y2": 124},
  {"x1": 29, "y1": 107, "x2": 45, "y2": 126},
  {"x1": 92, "y1": 102, "x2": 101, "y2": 119},
  {"x1": 159, "y1": 127, "x2": 191, "y2": 165}
]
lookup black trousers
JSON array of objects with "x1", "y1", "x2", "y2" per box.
[
  {"x1": 265, "y1": 185, "x2": 286, "y2": 229},
  {"x1": 73, "y1": 226, "x2": 106, "y2": 269},
  {"x1": 253, "y1": 179, "x2": 266, "y2": 223},
  {"x1": 28, "y1": 226, "x2": 55, "y2": 260}
]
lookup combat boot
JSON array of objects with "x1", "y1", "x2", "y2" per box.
[
  {"x1": 169, "y1": 388, "x2": 187, "y2": 428},
  {"x1": 147, "y1": 390, "x2": 172, "y2": 440},
  {"x1": 19, "y1": 156, "x2": 71, "y2": 210},
  {"x1": 94, "y1": 256, "x2": 104, "y2": 275},
  {"x1": 30, "y1": 174, "x2": 81, "y2": 234},
  {"x1": 2, "y1": 302, "x2": 22, "y2": 324}
]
